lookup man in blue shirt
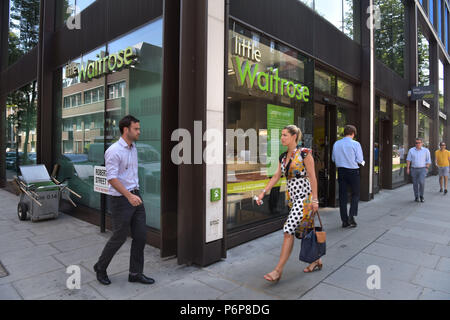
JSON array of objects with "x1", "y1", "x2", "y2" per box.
[
  {"x1": 332, "y1": 125, "x2": 365, "y2": 228},
  {"x1": 406, "y1": 138, "x2": 431, "y2": 202}
]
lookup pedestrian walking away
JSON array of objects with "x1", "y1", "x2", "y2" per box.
[
  {"x1": 256, "y1": 125, "x2": 322, "y2": 282},
  {"x1": 93, "y1": 115, "x2": 155, "y2": 286},
  {"x1": 435, "y1": 142, "x2": 450, "y2": 194},
  {"x1": 331, "y1": 125, "x2": 365, "y2": 228},
  {"x1": 406, "y1": 138, "x2": 431, "y2": 202}
]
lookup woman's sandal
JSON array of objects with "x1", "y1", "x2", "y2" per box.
[
  {"x1": 264, "y1": 269, "x2": 282, "y2": 283},
  {"x1": 303, "y1": 260, "x2": 323, "y2": 273}
]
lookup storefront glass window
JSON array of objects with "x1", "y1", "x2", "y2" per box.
[
  {"x1": 418, "y1": 27, "x2": 430, "y2": 86},
  {"x1": 439, "y1": 119, "x2": 445, "y2": 143},
  {"x1": 61, "y1": 0, "x2": 97, "y2": 27},
  {"x1": 439, "y1": 60, "x2": 444, "y2": 111},
  {"x1": 8, "y1": 0, "x2": 40, "y2": 66},
  {"x1": 418, "y1": 112, "x2": 432, "y2": 149},
  {"x1": 392, "y1": 103, "x2": 408, "y2": 185},
  {"x1": 430, "y1": 0, "x2": 435, "y2": 26},
  {"x1": 54, "y1": 18, "x2": 163, "y2": 228},
  {"x1": 337, "y1": 78, "x2": 354, "y2": 101},
  {"x1": 55, "y1": 47, "x2": 105, "y2": 210},
  {"x1": 315, "y1": 69, "x2": 335, "y2": 95},
  {"x1": 446, "y1": 8, "x2": 449, "y2": 53},
  {"x1": 5, "y1": 82, "x2": 38, "y2": 182},
  {"x1": 105, "y1": 19, "x2": 163, "y2": 229},
  {"x1": 227, "y1": 21, "x2": 314, "y2": 231},
  {"x1": 334, "y1": 105, "x2": 358, "y2": 200},
  {"x1": 374, "y1": 0, "x2": 406, "y2": 78}
]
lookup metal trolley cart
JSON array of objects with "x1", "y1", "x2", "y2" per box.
[{"x1": 14, "y1": 164, "x2": 80, "y2": 222}]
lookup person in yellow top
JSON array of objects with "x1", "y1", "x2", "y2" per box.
[{"x1": 435, "y1": 142, "x2": 450, "y2": 194}]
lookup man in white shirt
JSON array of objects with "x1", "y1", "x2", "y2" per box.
[
  {"x1": 94, "y1": 115, "x2": 154, "y2": 286},
  {"x1": 406, "y1": 138, "x2": 432, "y2": 202},
  {"x1": 332, "y1": 125, "x2": 365, "y2": 228}
]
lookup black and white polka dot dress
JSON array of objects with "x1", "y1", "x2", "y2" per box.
[{"x1": 279, "y1": 146, "x2": 313, "y2": 235}]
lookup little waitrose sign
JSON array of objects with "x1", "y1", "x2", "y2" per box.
[
  {"x1": 65, "y1": 46, "x2": 138, "y2": 82},
  {"x1": 231, "y1": 35, "x2": 310, "y2": 102}
]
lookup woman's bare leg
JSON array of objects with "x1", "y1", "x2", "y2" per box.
[
  {"x1": 264, "y1": 233, "x2": 294, "y2": 281},
  {"x1": 265, "y1": 231, "x2": 325, "y2": 281}
]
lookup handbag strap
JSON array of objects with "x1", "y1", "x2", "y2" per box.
[{"x1": 311, "y1": 210, "x2": 324, "y2": 231}]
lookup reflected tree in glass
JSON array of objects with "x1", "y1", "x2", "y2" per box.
[
  {"x1": 7, "y1": 0, "x2": 40, "y2": 172},
  {"x1": 374, "y1": 0, "x2": 406, "y2": 77}
]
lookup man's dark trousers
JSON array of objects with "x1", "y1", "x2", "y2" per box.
[
  {"x1": 338, "y1": 168, "x2": 360, "y2": 223},
  {"x1": 96, "y1": 191, "x2": 147, "y2": 274}
]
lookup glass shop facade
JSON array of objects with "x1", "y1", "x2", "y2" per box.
[{"x1": 1, "y1": 0, "x2": 449, "y2": 266}]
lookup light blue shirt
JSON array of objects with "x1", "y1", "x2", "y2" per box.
[
  {"x1": 105, "y1": 137, "x2": 139, "y2": 196},
  {"x1": 406, "y1": 147, "x2": 431, "y2": 168},
  {"x1": 332, "y1": 137, "x2": 364, "y2": 169}
]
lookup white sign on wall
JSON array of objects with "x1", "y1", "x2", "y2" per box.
[{"x1": 94, "y1": 166, "x2": 109, "y2": 194}]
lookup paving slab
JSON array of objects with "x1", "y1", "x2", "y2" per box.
[
  {"x1": 0, "y1": 283, "x2": 22, "y2": 300},
  {"x1": 419, "y1": 288, "x2": 450, "y2": 300},
  {"x1": 362, "y1": 242, "x2": 441, "y2": 269},
  {"x1": 374, "y1": 233, "x2": 436, "y2": 254},
  {"x1": 38, "y1": 283, "x2": 106, "y2": 300},
  {"x1": 411, "y1": 267, "x2": 450, "y2": 294},
  {"x1": 0, "y1": 255, "x2": 64, "y2": 285},
  {"x1": 132, "y1": 277, "x2": 225, "y2": 300},
  {"x1": 345, "y1": 252, "x2": 420, "y2": 283},
  {"x1": 13, "y1": 265, "x2": 96, "y2": 300},
  {"x1": 323, "y1": 265, "x2": 423, "y2": 300},
  {"x1": 300, "y1": 283, "x2": 374, "y2": 300}
]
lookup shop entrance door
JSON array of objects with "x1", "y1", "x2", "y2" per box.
[{"x1": 313, "y1": 103, "x2": 337, "y2": 207}]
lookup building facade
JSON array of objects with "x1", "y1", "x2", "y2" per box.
[{"x1": 0, "y1": 0, "x2": 449, "y2": 266}]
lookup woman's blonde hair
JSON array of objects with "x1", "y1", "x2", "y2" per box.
[{"x1": 283, "y1": 125, "x2": 302, "y2": 144}]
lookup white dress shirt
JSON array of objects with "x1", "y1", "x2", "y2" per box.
[{"x1": 105, "y1": 137, "x2": 139, "y2": 196}]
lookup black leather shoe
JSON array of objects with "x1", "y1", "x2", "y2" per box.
[
  {"x1": 420, "y1": 196, "x2": 425, "y2": 202},
  {"x1": 349, "y1": 217, "x2": 357, "y2": 228},
  {"x1": 128, "y1": 273, "x2": 155, "y2": 285},
  {"x1": 415, "y1": 197, "x2": 419, "y2": 202},
  {"x1": 94, "y1": 264, "x2": 111, "y2": 285},
  {"x1": 342, "y1": 221, "x2": 350, "y2": 228}
]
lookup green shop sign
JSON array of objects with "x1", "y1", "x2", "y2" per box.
[
  {"x1": 65, "y1": 46, "x2": 139, "y2": 82},
  {"x1": 231, "y1": 36, "x2": 310, "y2": 102}
]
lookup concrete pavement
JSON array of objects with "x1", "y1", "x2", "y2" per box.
[{"x1": 1, "y1": 177, "x2": 450, "y2": 300}]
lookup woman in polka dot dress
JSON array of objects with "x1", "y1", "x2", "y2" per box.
[{"x1": 256, "y1": 125, "x2": 321, "y2": 282}]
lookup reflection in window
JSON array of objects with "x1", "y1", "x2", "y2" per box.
[
  {"x1": 337, "y1": 79, "x2": 354, "y2": 101},
  {"x1": 315, "y1": 69, "x2": 335, "y2": 95},
  {"x1": 62, "y1": 0, "x2": 97, "y2": 27},
  {"x1": 430, "y1": 0, "x2": 435, "y2": 26},
  {"x1": 439, "y1": 60, "x2": 444, "y2": 111},
  {"x1": 418, "y1": 113, "x2": 432, "y2": 149},
  {"x1": 8, "y1": 0, "x2": 40, "y2": 66},
  {"x1": 438, "y1": 0, "x2": 442, "y2": 40},
  {"x1": 445, "y1": 8, "x2": 449, "y2": 52},
  {"x1": 374, "y1": 0, "x2": 405, "y2": 77},
  {"x1": 63, "y1": 93, "x2": 82, "y2": 108},
  {"x1": 439, "y1": 119, "x2": 445, "y2": 143},
  {"x1": 314, "y1": 0, "x2": 356, "y2": 41},
  {"x1": 227, "y1": 20, "x2": 314, "y2": 231},
  {"x1": 56, "y1": 47, "x2": 106, "y2": 211},
  {"x1": 5, "y1": 82, "x2": 38, "y2": 182},
  {"x1": 55, "y1": 18, "x2": 164, "y2": 223},
  {"x1": 418, "y1": 28, "x2": 430, "y2": 86},
  {"x1": 392, "y1": 103, "x2": 408, "y2": 185},
  {"x1": 105, "y1": 19, "x2": 163, "y2": 229},
  {"x1": 107, "y1": 82, "x2": 126, "y2": 100},
  {"x1": 84, "y1": 86, "x2": 104, "y2": 105}
]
